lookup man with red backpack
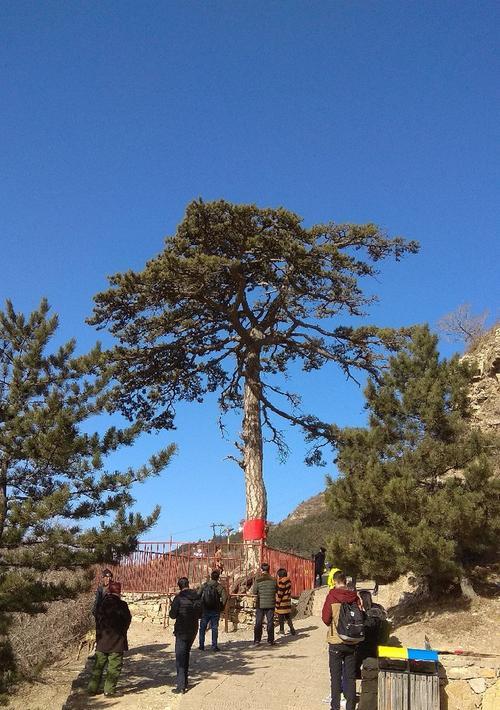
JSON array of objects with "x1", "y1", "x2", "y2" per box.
[{"x1": 322, "y1": 571, "x2": 364, "y2": 710}]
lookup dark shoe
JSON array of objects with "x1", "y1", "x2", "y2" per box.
[
  {"x1": 104, "y1": 691, "x2": 122, "y2": 697},
  {"x1": 198, "y1": 646, "x2": 205, "y2": 651},
  {"x1": 171, "y1": 687, "x2": 186, "y2": 694},
  {"x1": 212, "y1": 646, "x2": 221, "y2": 652},
  {"x1": 290, "y1": 629, "x2": 297, "y2": 635},
  {"x1": 268, "y1": 641, "x2": 276, "y2": 645},
  {"x1": 253, "y1": 640, "x2": 260, "y2": 645}
]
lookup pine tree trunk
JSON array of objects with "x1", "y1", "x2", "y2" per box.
[
  {"x1": 242, "y1": 348, "x2": 266, "y2": 569},
  {"x1": 460, "y1": 574, "x2": 477, "y2": 600},
  {"x1": 242, "y1": 349, "x2": 266, "y2": 521}
]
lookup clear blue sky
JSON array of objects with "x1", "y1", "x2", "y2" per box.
[{"x1": 1, "y1": 1, "x2": 499, "y2": 543}]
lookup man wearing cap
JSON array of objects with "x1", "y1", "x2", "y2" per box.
[
  {"x1": 92, "y1": 568, "x2": 114, "y2": 617},
  {"x1": 88, "y1": 581, "x2": 132, "y2": 697}
]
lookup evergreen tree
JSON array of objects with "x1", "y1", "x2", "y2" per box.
[
  {"x1": 89, "y1": 199, "x2": 418, "y2": 529},
  {"x1": 326, "y1": 325, "x2": 500, "y2": 595},
  {"x1": 0, "y1": 300, "x2": 175, "y2": 683}
]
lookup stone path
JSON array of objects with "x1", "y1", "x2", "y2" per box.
[
  {"x1": 178, "y1": 620, "x2": 330, "y2": 710},
  {"x1": 58, "y1": 615, "x2": 331, "y2": 710}
]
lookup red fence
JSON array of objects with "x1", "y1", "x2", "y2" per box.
[{"x1": 107, "y1": 540, "x2": 314, "y2": 597}]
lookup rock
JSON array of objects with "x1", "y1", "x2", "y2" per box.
[
  {"x1": 360, "y1": 679, "x2": 377, "y2": 693},
  {"x1": 462, "y1": 326, "x2": 500, "y2": 439},
  {"x1": 440, "y1": 657, "x2": 475, "y2": 668},
  {"x1": 362, "y1": 658, "x2": 379, "y2": 671},
  {"x1": 468, "y1": 677, "x2": 486, "y2": 694},
  {"x1": 441, "y1": 680, "x2": 477, "y2": 710},
  {"x1": 447, "y1": 666, "x2": 480, "y2": 680},
  {"x1": 478, "y1": 667, "x2": 497, "y2": 678},
  {"x1": 482, "y1": 679, "x2": 500, "y2": 710},
  {"x1": 358, "y1": 690, "x2": 377, "y2": 710}
]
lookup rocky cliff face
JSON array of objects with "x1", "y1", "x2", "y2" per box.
[
  {"x1": 279, "y1": 492, "x2": 326, "y2": 525},
  {"x1": 462, "y1": 325, "x2": 500, "y2": 435}
]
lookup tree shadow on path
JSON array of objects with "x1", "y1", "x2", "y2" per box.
[{"x1": 62, "y1": 627, "x2": 316, "y2": 709}]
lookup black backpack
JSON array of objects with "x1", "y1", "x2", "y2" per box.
[
  {"x1": 201, "y1": 583, "x2": 222, "y2": 611},
  {"x1": 336, "y1": 600, "x2": 365, "y2": 643}
]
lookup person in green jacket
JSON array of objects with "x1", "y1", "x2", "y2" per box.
[{"x1": 252, "y1": 562, "x2": 277, "y2": 646}]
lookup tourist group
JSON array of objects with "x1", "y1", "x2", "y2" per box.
[{"x1": 88, "y1": 554, "x2": 386, "y2": 710}]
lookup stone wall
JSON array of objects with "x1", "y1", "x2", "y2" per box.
[
  {"x1": 123, "y1": 592, "x2": 258, "y2": 629},
  {"x1": 439, "y1": 655, "x2": 500, "y2": 710},
  {"x1": 358, "y1": 656, "x2": 499, "y2": 709},
  {"x1": 123, "y1": 592, "x2": 170, "y2": 625}
]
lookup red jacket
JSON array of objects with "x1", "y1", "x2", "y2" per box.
[{"x1": 321, "y1": 587, "x2": 359, "y2": 626}]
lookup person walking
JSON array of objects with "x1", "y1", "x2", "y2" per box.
[
  {"x1": 314, "y1": 547, "x2": 326, "y2": 587},
  {"x1": 355, "y1": 590, "x2": 389, "y2": 678},
  {"x1": 322, "y1": 571, "x2": 362, "y2": 710},
  {"x1": 212, "y1": 545, "x2": 224, "y2": 574},
  {"x1": 197, "y1": 570, "x2": 228, "y2": 651},
  {"x1": 169, "y1": 577, "x2": 202, "y2": 694},
  {"x1": 252, "y1": 562, "x2": 277, "y2": 646},
  {"x1": 327, "y1": 564, "x2": 341, "y2": 589},
  {"x1": 88, "y1": 581, "x2": 131, "y2": 698},
  {"x1": 275, "y1": 568, "x2": 296, "y2": 636},
  {"x1": 92, "y1": 568, "x2": 113, "y2": 616}
]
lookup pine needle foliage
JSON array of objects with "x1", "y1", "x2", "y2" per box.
[
  {"x1": 326, "y1": 325, "x2": 500, "y2": 593},
  {"x1": 0, "y1": 299, "x2": 175, "y2": 669},
  {"x1": 89, "y1": 199, "x2": 418, "y2": 518}
]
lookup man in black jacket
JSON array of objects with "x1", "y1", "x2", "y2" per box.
[
  {"x1": 92, "y1": 568, "x2": 114, "y2": 616},
  {"x1": 88, "y1": 581, "x2": 132, "y2": 697},
  {"x1": 314, "y1": 547, "x2": 326, "y2": 587},
  {"x1": 169, "y1": 577, "x2": 202, "y2": 694},
  {"x1": 197, "y1": 569, "x2": 228, "y2": 651}
]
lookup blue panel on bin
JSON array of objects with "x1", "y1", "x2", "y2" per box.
[{"x1": 407, "y1": 648, "x2": 438, "y2": 661}]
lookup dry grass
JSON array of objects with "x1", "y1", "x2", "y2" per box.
[{"x1": 8, "y1": 590, "x2": 94, "y2": 678}]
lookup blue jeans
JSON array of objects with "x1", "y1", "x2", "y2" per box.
[
  {"x1": 254, "y1": 607, "x2": 275, "y2": 644},
  {"x1": 199, "y1": 610, "x2": 220, "y2": 649}
]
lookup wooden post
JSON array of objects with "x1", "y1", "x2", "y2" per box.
[
  {"x1": 165, "y1": 536, "x2": 173, "y2": 592},
  {"x1": 223, "y1": 578, "x2": 229, "y2": 633},
  {"x1": 162, "y1": 594, "x2": 169, "y2": 629}
]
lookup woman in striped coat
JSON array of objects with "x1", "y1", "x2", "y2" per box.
[{"x1": 275, "y1": 568, "x2": 296, "y2": 635}]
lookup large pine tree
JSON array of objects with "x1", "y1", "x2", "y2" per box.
[
  {"x1": 0, "y1": 299, "x2": 175, "y2": 681},
  {"x1": 89, "y1": 199, "x2": 418, "y2": 533},
  {"x1": 326, "y1": 325, "x2": 499, "y2": 595}
]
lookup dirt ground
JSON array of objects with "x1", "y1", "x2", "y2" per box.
[
  {"x1": 10, "y1": 616, "x2": 332, "y2": 710},
  {"x1": 9, "y1": 587, "x2": 500, "y2": 710}
]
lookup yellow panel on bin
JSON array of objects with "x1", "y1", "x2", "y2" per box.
[{"x1": 378, "y1": 645, "x2": 408, "y2": 659}]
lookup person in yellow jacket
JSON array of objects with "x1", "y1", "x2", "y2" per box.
[{"x1": 327, "y1": 565, "x2": 341, "y2": 589}]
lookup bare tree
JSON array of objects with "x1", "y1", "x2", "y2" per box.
[{"x1": 437, "y1": 303, "x2": 488, "y2": 347}]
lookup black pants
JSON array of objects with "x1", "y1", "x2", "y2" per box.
[
  {"x1": 254, "y1": 607, "x2": 275, "y2": 644},
  {"x1": 175, "y1": 634, "x2": 195, "y2": 691},
  {"x1": 278, "y1": 613, "x2": 295, "y2": 634},
  {"x1": 328, "y1": 643, "x2": 356, "y2": 710}
]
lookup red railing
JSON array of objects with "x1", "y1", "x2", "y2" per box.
[
  {"x1": 107, "y1": 540, "x2": 314, "y2": 597},
  {"x1": 261, "y1": 545, "x2": 315, "y2": 597}
]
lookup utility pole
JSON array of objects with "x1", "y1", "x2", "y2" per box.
[
  {"x1": 210, "y1": 523, "x2": 225, "y2": 541},
  {"x1": 211, "y1": 523, "x2": 234, "y2": 543}
]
